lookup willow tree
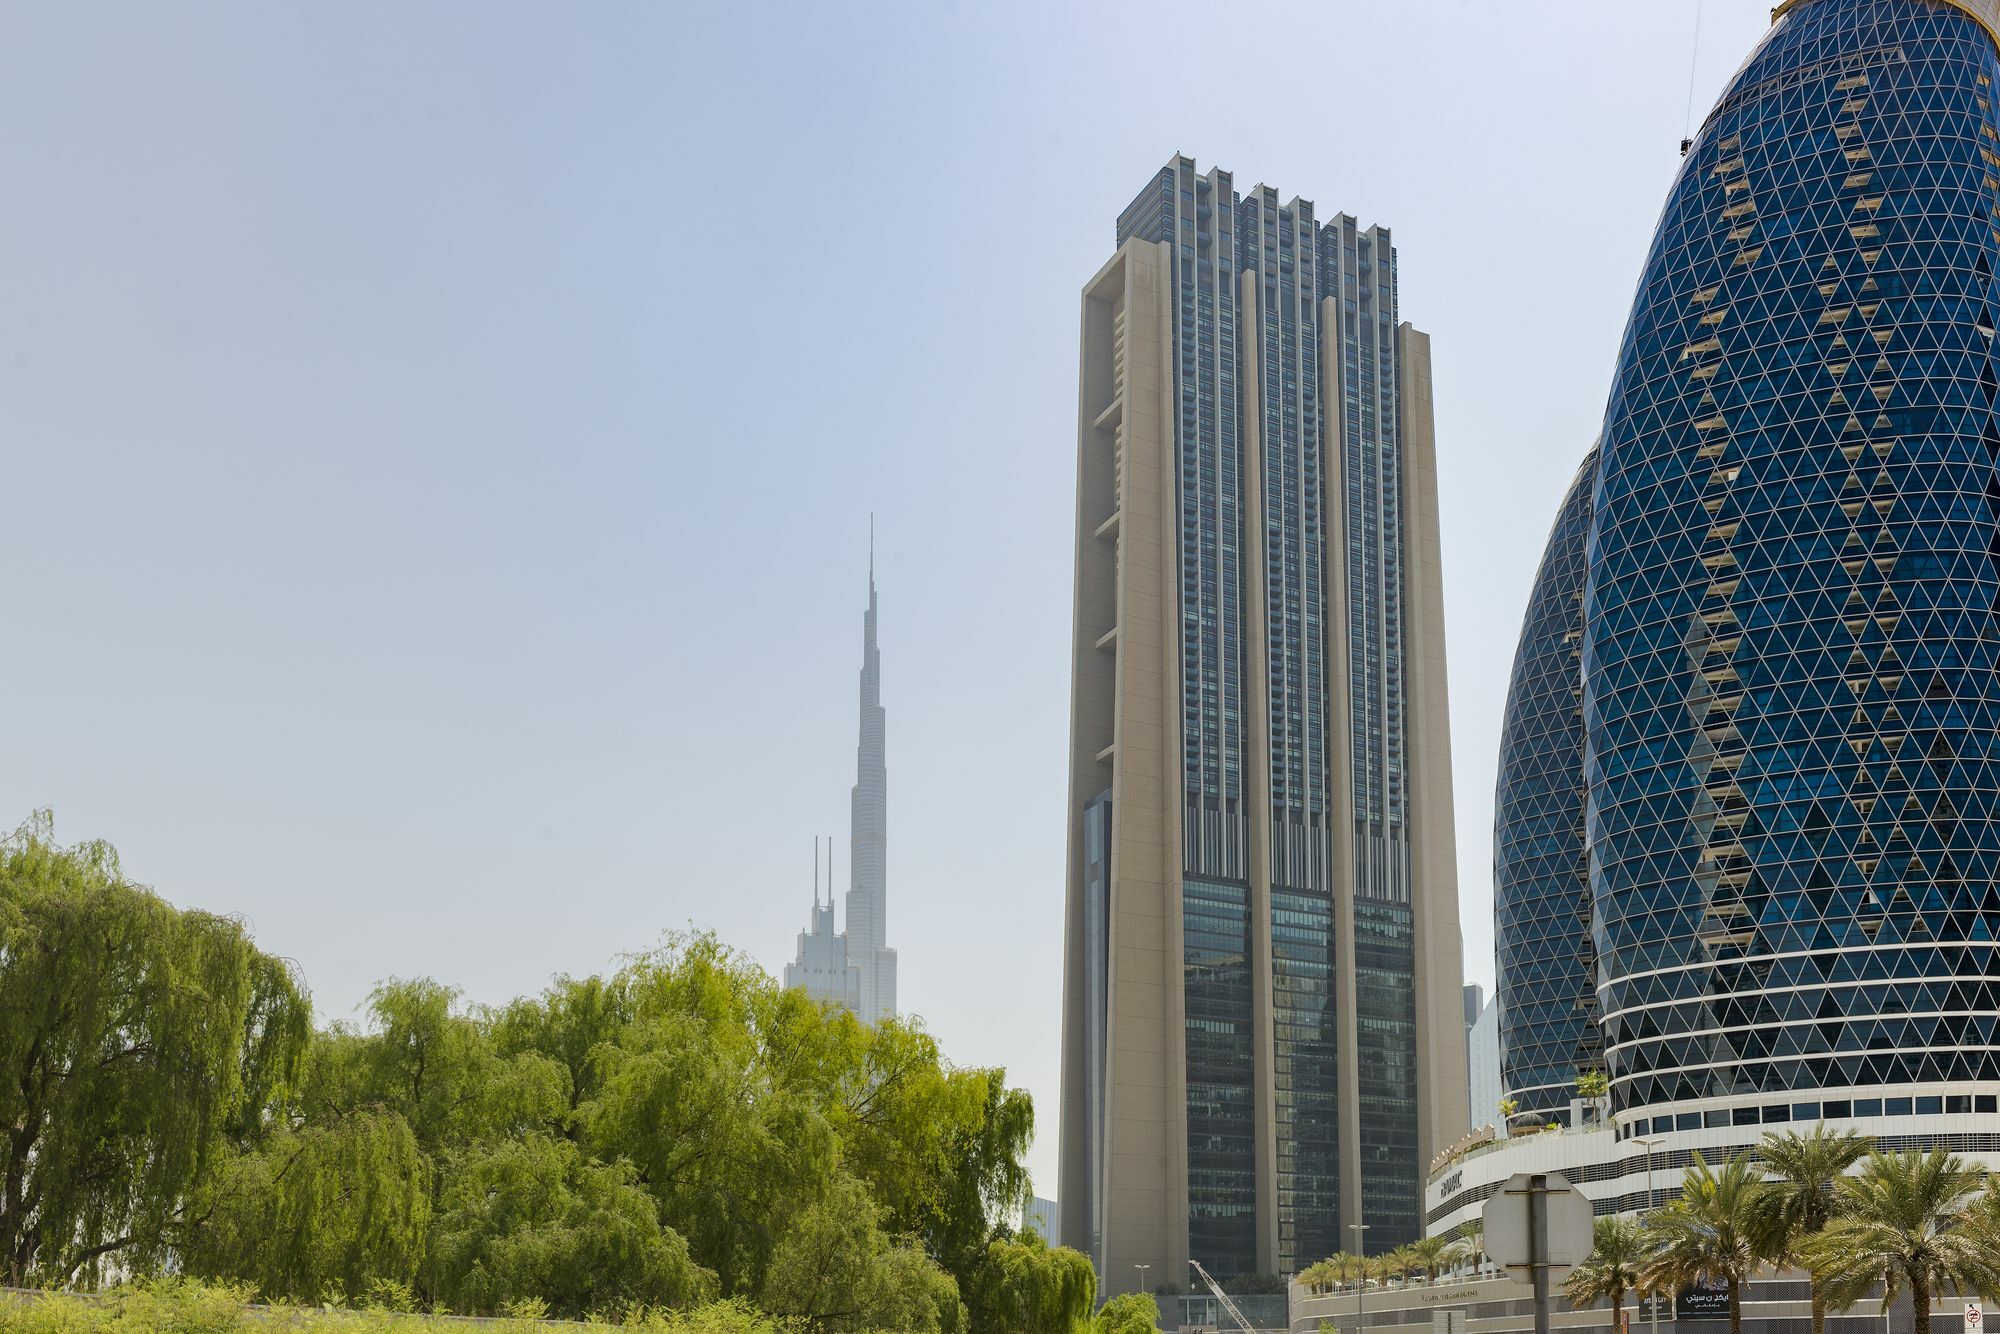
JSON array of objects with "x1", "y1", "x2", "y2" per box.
[
  {"x1": 0, "y1": 813, "x2": 311, "y2": 1285},
  {"x1": 181, "y1": 1107, "x2": 431, "y2": 1304}
]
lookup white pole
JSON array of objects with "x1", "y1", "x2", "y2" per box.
[{"x1": 1351, "y1": 1222, "x2": 1371, "y2": 1334}]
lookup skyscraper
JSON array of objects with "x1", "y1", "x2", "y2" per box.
[
  {"x1": 847, "y1": 543, "x2": 897, "y2": 1024},
  {"x1": 1465, "y1": 992, "x2": 1502, "y2": 1134},
  {"x1": 784, "y1": 551, "x2": 897, "y2": 1026},
  {"x1": 1484, "y1": 0, "x2": 2000, "y2": 1154},
  {"x1": 785, "y1": 839, "x2": 861, "y2": 1014},
  {"x1": 1493, "y1": 447, "x2": 1601, "y2": 1121},
  {"x1": 1058, "y1": 156, "x2": 1467, "y2": 1291},
  {"x1": 1588, "y1": 0, "x2": 2000, "y2": 1131}
]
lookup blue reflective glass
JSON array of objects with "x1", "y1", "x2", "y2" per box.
[{"x1": 1585, "y1": 0, "x2": 2000, "y2": 1120}]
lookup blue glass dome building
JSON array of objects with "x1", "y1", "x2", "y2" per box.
[
  {"x1": 1494, "y1": 446, "x2": 1601, "y2": 1122},
  {"x1": 1588, "y1": 0, "x2": 2000, "y2": 1129}
]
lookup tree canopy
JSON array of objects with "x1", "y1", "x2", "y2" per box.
[
  {"x1": 0, "y1": 814, "x2": 312, "y2": 1286},
  {"x1": 0, "y1": 815, "x2": 1082, "y2": 1328}
]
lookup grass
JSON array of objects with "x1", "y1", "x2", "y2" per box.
[{"x1": 0, "y1": 1284, "x2": 793, "y2": 1333}]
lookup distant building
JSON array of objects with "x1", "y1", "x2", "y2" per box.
[
  {"x1": 1024, "y1": 1197, "x2": 1059, "y2": 1243},
  {"x1": 784, "y1": 838, "x2": 860, "y2": 1013},
  {"x1": 845, "y1": 543, "x2": 897, "y2": 1024},
  {"x1": 1461, "y1": 982, "x2": 1483, "y2": 1098},
  {"x1": 784, "y1": 545, "x2": 899, "y2": 1025},
  {"x1": 1466, "y1": 993, "x2": 1500, "y2": 1132}
]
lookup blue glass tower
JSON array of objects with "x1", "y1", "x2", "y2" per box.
[
  {"x1": 1494, "y1": 446, "x2": 1601, "y2": 1122},
  {"x1": 1588, "y1": 0, "x2": 2000, "y2": 1125}
]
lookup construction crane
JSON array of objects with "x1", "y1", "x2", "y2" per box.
[{"x1": 1187, "y1": 1258, "x2": 1255, "y2": 1334}]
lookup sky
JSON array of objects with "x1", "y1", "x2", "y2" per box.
[{"x1": 0, "y1": 0, "x2": 1783, "y2": 1195}]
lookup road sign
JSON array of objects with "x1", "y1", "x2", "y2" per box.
[
  {"x1": 1484, "y1": 1172, "x2": 1595, "y2": 1334},
  {"x1": 1967, "y1": 1303, "x2": 1984, "y2": 1333},
  {"x1": 1484, "y1": 1172, "x2": 1595, "y2": 1282}
]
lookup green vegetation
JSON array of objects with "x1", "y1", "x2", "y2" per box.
[
  {"x1": 1538, "y1": 1133, "x2": 2000, "y2": 1334},
  {"x1": 1560, "y1": 1216, "x2": 1647, "y2": 1332},
  {"x1": 0, "y1": 815, "x2": 1093, "y2": 1330},
  {"x1": 1639, "y1": 1154, "x2": 1768, "y2": 1334},
  {"x1": 0, "y1": 1280, "x2": 790, "y2": 1331},
  {"x1": 1088, "y1": 1292, "x2": 1161, "y2": 1334},
  {"x1": 1796, "y1": 1150, "x2": 2000, "y2": 1334},
  {"x1": 1751, "y1": 1125, "x2": 1872, "y2": 1334},
  {"x1": 1300, "y1": 1129, "x2": 2000, "y2": 1334}
]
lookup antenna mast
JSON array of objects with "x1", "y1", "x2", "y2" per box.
[{"x1": 1680, "y1": 0, "x2": 1706, "y2": 155}]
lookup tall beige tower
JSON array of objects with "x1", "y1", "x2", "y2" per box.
[{"x1": 1057, "y1": 157, "x2": 1467, "y2": 1293}]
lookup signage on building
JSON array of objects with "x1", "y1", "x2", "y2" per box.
[
  {"x1": 1416, "y1": 1288, "x2": 1481, "y2": 1306},
  {"x1": 1675, "y1": 1280, "x2": 1731, "y2": 1320},
  {"x1": 1437, "y1": 1169, "x2": 1465, "y2": 1201}
]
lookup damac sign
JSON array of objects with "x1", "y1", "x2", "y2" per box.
[{"x1": 1436, "y1": 1169, "x2": 1464, "y2": 1201}]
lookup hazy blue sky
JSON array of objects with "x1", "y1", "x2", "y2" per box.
[{"x1": 1, "y1": 0, "x2": 1778, "y2": 1192}]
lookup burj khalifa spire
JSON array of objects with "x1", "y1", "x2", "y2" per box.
[{"x1": 845, "y1": 525, "x2": 897, "y2": 1023}]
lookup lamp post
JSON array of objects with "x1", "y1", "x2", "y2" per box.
[
  {"x1": 1350, "y1": 1222, "x2": 1371, "y2": 1334},
  {"x1": 1632, "y1": 1135, "x2": 1664, "y2": 1334},
  {"x1": 1134, "y1": 1263, "x2": 1149, "y2": 1297}
]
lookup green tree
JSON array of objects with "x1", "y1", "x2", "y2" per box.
[
  {"x1": 0, "y1": 815, "x2": 312, "y2": 1285},
  {"x1": 308, "y1": 979, "x2": 565, "y2": 1156},
  {"x1": 581, "y1": 937, "x2": 846, "y2": 1298},
  {"x1": 1753, "y1": 1125, "x2": 1873, "y2": 1334},
  {"x1": 831, "y1": 1015, "x2": 1034, "y2": 1298},
  {"x1": 181, "y1": 1107, "x2": 430, "y2": 1305},
  {"x1": 1448, "y1": 1220, "x2": 1484, "y2": 1276},
  {"x1": 1563, "y1": 1215, "x2": 1649, "y2": 1332},
  {"x1": 757, "y1": 1170, "x2": 960, "y2": 1333},
  {"x1": 1641, "y1": 1154, "x2": 1768, "y2": 1334},
  {"x1": 965, "y1": 1230, "x2": 1096, "y2": 1334},
  {"x1": 427, "y1": 1132, "x2": 715, "y2": 1318},
  {"x1": 1094, "y1": 1291, "x2": 1162, "y2": 1333},
  {"x1": 1297, "y1": 1258, "x2": 1338, "y2": 1293},
  {"x1": 491, "y1": 972, "x2": 633, "y2": 1120},
  {"x1": 1404, "y1": 1236, "x2": 1451, "y2": 1284},
  {"x1": 1577, "y1": 1071, "x2": 1610, "y2": 1125},
  {"x1": 1797, "y1": 1149, "x2": 1996, "y2": 1334}
]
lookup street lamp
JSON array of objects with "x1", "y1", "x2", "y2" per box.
[
  {"x1": 1349, "y1": 1222, "x2": 1371, "y2": 1334},
  {"x1": 1631, "y1": 1135, "x2": 1664, "y2": 1334},
  {"x1": 1134, "y1": 1263, "x2": 1150, "y2": 1296}
]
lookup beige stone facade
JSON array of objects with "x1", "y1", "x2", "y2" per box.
[{"x1": 1058, "y1": 174, "x2": 1467, "y2": 1296}]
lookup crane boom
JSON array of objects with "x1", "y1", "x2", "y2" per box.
[{"x1": 1187, "y1": 1259, "x2": 1255, "y2": 1333}]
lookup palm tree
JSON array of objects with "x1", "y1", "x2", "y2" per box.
[
  {"x1": 1578, "y1": 1070, "x2": 1611, "y2": 1126},
  {"x1": 1754, "y1": 1125, "x2": 1873, "y2": 1334},
  {"x1": 1797, "y1": 1148, "x2": 1996, "y2": 1334},
  {"x1": 1405, "y1": 1236, "x2": 1452, "y2": 1284},
  {"x1": 1449, "y1": 1219, "x2": 1486, "y2": 1277},
  {"x1": 1641, "y1": 1154, "x2": 1769, "y2": 1334},
  {"x1": 1564, "y1": 1216, "x2": 1650, "y2": 1333},
  {"x1": 1311, "y1": 1252, "x2": 1365, "y2": 1292}
]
